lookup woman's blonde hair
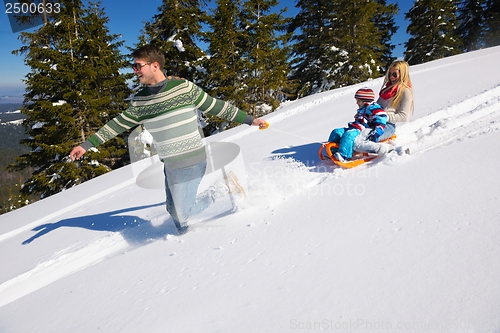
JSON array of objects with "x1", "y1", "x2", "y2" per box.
[{"x1": 384, "y1": 60, "x2": 413, "y2": 113}]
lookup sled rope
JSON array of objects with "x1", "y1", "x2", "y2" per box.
[{"x1": 269, "y1": 127, "x2": 323, "y2": 144}]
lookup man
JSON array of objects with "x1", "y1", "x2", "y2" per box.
[{"x1": 70, "y1": 44, "x2": 267, "y2": 234}]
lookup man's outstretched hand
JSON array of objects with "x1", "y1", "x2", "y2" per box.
[
  {"x1": 252, "y1": 119, "x2": 269, "y2": 130},
  {"x1": 69, "y1": 146, "x2": 86, "y2": 161}
]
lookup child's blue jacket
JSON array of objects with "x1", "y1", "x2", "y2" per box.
[{"x1": 349, "y1": 102, "x2": 387, "y2": 132}]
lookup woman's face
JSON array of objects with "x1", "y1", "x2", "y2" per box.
[{"x1": 388, "y1": 66, "x2": 400, "y2": 84}]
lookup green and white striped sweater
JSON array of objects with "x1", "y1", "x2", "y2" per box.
[{"x1": 82, "y1": 78, "x2": 253, "y2": 169}]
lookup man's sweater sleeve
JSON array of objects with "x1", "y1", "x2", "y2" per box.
[
  {"x1": 81, "y1": 110, "x2": 140, "y2": 150},
  {"x1": 193, "y1": 86, "x2": 254, "y2": 125}
]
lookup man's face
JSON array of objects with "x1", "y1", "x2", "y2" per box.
[{"x1": 132, "y1": 58, "x2": 154, "y2": 85}]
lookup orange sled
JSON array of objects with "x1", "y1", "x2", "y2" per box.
[{"x1": 318, "y1": 135, "x2": 396, "y2": 169}]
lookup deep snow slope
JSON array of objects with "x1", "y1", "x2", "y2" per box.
[{"x1": 1, "y1": 46, "x2": 500, "y2": 333}]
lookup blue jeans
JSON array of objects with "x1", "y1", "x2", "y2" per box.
[
  {"x1": 164, "y1": 161, "x2": 213, "y2": 229},
  {"x1": 328, "y1": 127, "x2": 361, "y2": 159},
  {"x1": 378, "y1": 122, "x2": 396, "y2": 141}
]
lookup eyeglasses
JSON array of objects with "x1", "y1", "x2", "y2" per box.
[
  {"x1": 389, "y1": 71, "x2": 399, "y2": 78},
  {"x1": 132, "y1": 62, "x2": 151, "y2": 71}
]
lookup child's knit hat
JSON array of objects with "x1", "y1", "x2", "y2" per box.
[{"x1": 354, "y1": 88, "x2": 375, "y2": 102}]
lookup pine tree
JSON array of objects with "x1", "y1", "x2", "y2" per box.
[
  {"x1": 198, "y1": 0, "x2": 248, "y2": 135},
  {"x1": 1, "y1": 179, "x2": 32, "y2": 214},
  {"x1": 288, "y1": 0, "x2": 337, "y2": 96},
  {"x1": 457, "y1": 0, "x2": 486, "y2": 51},
  {"x1": 405, "y1": 0, "x2": 463, "y2": 65},
  {"x1": 327, "y1": 0, "x2": 387, "y2": 88},
  {"x1": 239, "y1": 0, "x2": 293, "y2": 117},
  {"x1": 484, "y1": 0, "x2": 500, "y2": 47},
  {"x1": 289, "y1": 0, "x2": 397, "y2": 95},
  {"x1": 201, "y1": 0, "x2": 245, "y2": 101},
  {"x1": 9, "y1": 0, "x2": 132, "y2": 199},
  {"x1": 139, "y1": 0, "x2": 206, "y2": 81},
  {"x1": 373, "y1": 0, "x2": 399, "y2": 72}
]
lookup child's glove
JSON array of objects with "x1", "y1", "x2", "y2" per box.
[{"x1": 368, "y1": 127, "x2": 384, "y2": 142}]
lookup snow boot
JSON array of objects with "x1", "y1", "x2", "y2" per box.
[{"x1": 334, "y1": 152, "x2": 347, "y2": 162}]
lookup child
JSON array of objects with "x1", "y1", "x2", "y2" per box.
[{"x1": 327, "y1": 88, "x2": 387, "y2": 162}]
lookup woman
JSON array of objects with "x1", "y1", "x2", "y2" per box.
[
  {"x1": 353, "y1": 60, "x2": 414, "y2": 153},
  {"x1": 376, "y1": 60, "x2": 414, "y2": 141}
]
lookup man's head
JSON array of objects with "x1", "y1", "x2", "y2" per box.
[
  {"x1": 132, "y1": 44, "x2": 165, "y2": 71},
  {"x1": 131, "y1": 44, "x2": 166, "y2": 85}
]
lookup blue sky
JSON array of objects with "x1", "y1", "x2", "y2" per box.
[{"x1": 0, "y1": 0, "x2": 413, "y2": 97}]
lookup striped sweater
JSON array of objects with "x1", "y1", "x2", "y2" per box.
[{"x1": 82, "y1": 78, "x2": 254, "y2": 169}]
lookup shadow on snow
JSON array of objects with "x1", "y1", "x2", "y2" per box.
[
  {"x1": 270, "y1": 142, "x2": 337, "y2": 173},
  {"x1": 22, "y1": 202, "x2": 177, "y2": 245}
]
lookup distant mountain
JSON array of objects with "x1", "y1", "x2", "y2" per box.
[
  {"x1": 0, "y1": 114, "x2": 26, "y2": 124},
  {"x1": 0, "y1": 103, "x2": 22, "y2": 112},
  {"x1": 0, "y1": 95, "x2": 24, "y2": 104},
  {"x1": 0, "y1": 103, "x2": 24, "y2": 124}
]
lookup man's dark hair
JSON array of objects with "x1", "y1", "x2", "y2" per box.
[{"x1": 132, "y1": 44, "x2": 165, "y2": 71}]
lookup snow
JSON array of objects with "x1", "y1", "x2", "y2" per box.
[
  {"x1": 52, "y1": 100, "x2": 67, "y2": 106},
  {"x1": 1, "y1": 46, "x2": 500, "y2": 333},
  {"x1": 167, "y1": 34, "x2": 185, "y2": 52},
  {"x1": 1, "y1": 119, "x2": 23, "y2": 125},
  {"x1": 32, "y1": 122, "x2": 45, "y2": 129},
  {"x1": 137, "y1": 128, "x2": 154, "y2": 146}
]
